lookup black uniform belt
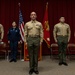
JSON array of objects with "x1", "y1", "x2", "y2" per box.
[{"x1": 28, "y1": 35, "x2": 40, "y2": 37}]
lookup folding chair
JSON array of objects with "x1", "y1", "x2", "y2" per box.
[
  {"x1": 0, "y1": 42, "x2": 7, "y2": 59},
  {"x1": 50, "y1": 43, "x2": 58, "y2": 59},
  {"x1": 67, "y1": 43, "x2": 75, "y2": 59}
]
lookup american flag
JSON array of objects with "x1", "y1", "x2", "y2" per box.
[{"x1": 19, "y1": 9, "x2": 24, "y2": 41}]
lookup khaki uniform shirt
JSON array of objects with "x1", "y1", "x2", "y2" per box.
[
  {"x1": 24, "y1": 20, "x2": 43, "y2": 43},
  {"x1": 53, "y1": 22, "x2": 71, "y2": 42},
  {"x1": 0, "y1": 24, "x2": 4, "y2": 40}
]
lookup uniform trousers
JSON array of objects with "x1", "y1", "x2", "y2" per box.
[
  {"x1": 57, "y1": 35, "x2": 68, "y2": 62},
  {"x1": 27, "y1": 36, "x2": 40, "y2": 70},
  {"x1": 10, "y1": 41, "x2": 18, "y2": 60}
]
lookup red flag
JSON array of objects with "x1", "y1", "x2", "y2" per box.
[{"x1": 43, "y1": 2, "x2": 50, "y2": 48}]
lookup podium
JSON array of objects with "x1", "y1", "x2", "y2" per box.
[{"x1": 24, "y1": 43, "x2": 42, "y2": 61}]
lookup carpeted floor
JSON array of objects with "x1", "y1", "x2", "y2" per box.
[{"x1": 0, "y1": 56, "x2": 75, "y2": 75}]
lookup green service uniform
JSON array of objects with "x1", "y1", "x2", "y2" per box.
[
  {"x1": 0, "y1": 24, "x2": 4, "y2": 40},
  {"x1": 24, "y1": 20, "x2": 43, "y2": 70},
  {"x1": 53, "y1": 22, "x2": 71, "y2": 62}
]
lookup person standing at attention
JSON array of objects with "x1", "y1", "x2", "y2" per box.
[
  {"x1": 0, "y1": 24, "x2": 4, "y2": 42},
  {"x1": 8, "y1": 21, "x2": 21, "y2": 62},
  {"x1": 24, "y1": 12, "x2": 43, "y2": 74},
  {"x1": 53, "y1": 17, "x2": 71, "y2": 66}
]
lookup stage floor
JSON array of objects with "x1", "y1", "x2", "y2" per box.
[{"x1": 0, "y1": 56, "x2": 75, "y2": 75}]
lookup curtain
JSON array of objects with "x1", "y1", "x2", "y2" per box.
[{"x1": 0, "y1": 0, "x2": 75, "y2": 55}]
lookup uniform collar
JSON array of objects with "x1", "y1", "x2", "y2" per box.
[
  {"x1": 60, "y1": 22, "x2": 65, "y2": 25},
  {"x1": 12, "y1": 27, "x2": 17, "y2": 30},
  {"x1": 31, "y1": 20, "x2": 37, "y2": 23}
]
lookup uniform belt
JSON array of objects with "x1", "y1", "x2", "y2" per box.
[
  {"x1": 28, "y1": 35, "x2": 39, "y2": 37},
  {"x1": 57, "y1": 35, "x2": 68, "y2": 37}
]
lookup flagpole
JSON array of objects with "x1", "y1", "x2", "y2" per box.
[
  {"x1": 18, "y1": 3, "x2": 20, "y2": 7},
  {"x1": 47, "y1": 2, "x2": 48, "y2": 5},
  {"x1": 46, "y1": 2, "x2": 48, "y2": 8},
  {"x1": 18, "y1": 3, "x2": 21, "y2": 12},
  {"x1": 18, "y1": 3, "x2": 25, "y2": 61}
]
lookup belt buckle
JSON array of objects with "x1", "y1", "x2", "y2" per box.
[
  {"x1": 32, "y1": 35, "x2": 34, "y2": 37},
  {"x1": 31, "y1": 35, "x2": 35, "y2": 37},
  {"x1": 62, "y1": 35, "x2": 65, "y2": 36}
]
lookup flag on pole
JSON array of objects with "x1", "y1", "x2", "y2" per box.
[
  {"x1": 43, "y1": 2, "x2": 50, "y2": 48},
  {"x1": 19, "y1": 8, "x2": 24, "y2": 41}
]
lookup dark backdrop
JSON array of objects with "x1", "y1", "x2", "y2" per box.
[{"x1": 0, "y1": 0, "x2": 75, "y2": 55}]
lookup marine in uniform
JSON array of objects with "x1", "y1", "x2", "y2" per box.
[
  {"x1": 53, "y1": 17, "x2": 71, "y2": 66},
  {"x1": 24, "y1": 12, "x2": 43, "y2": 74},
  {"x1": 0, "y1": 24, "x2": 4, "y2": 42},
  {"x1": 8, "y1": 21, "x2": 21, "y2": 62}
]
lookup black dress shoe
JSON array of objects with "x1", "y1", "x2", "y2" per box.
[
  {"x1": 34, "y1": 70, "x2": 39, "y2": 74},
  {"x1": 14, "y1": 59, "x2": 17, "y2": 62},
  {"x1": 59, "y1": 62, "x2": 62, "y2": 66},
  {"x1": 9, "y1": 59, "x2": 14, "y2": 62},
  {"x1": 63, "y1": 62, "x2": 68, "y2": 66},
  {"x1": 29, "y1": 69, "x2": 34, "y2": 74}
]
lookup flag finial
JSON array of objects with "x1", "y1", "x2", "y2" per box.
[
  {"x1": 46, "y1": 2, "x2": 48, "y2": 5},
  {"x1": 18, "y1": 3, "x2": 21, "y2": 7},
  {"x1": 46, "y1": 2, "x2": 48, "y2": 9}
]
